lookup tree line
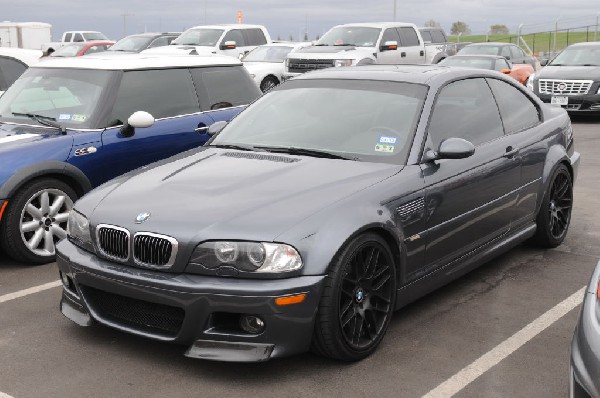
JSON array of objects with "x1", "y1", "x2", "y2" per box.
[{"x1": 424, "y1": 19, "x2": 510, "y2": 35}]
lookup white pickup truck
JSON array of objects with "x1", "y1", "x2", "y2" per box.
[
  {"x1": 284, "y1": 22, "x2": 448, "y2": 79},
  {"x1": 41, "y1": 31, "x2": 110, "y2": 55}
]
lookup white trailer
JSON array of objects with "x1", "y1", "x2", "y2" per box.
[{"x1": 0, "y1": 22, "x2": 52, "y2": 50}]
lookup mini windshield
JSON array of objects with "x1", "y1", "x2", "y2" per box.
[
  {"x1": 82, "y1": 32, "x2": 109, "y2": 41},
  {"x1": 51, "y1": 44, "x2": 86, "y2": 57},
  {"x1": 109, "y1": 36, "x2": 153, "y2": 52},
  {"x1": 440, "y1": 57, "x2": 496, "y2": 70},
  {"x1": 172, "y1": 29, "x2": 224, "y2": 46},
  {"x1": 550, "y1": 47, "x2": 600, "y2": 66},
  {"x1": 459, "y1": 45, "x2": 500, "y2": 55},
  {"x1": 0, "y1": 67, "x2": 114, "y2": 129},
  {"x1": 316, "y1": 27, "x2": 381, "y2": 47},
  {"x1": 213, "y1": 79, "x2": 427, "y2": 164},
  {"x1": 243, "y1": 46, "x2": 294, "y2": 62}
]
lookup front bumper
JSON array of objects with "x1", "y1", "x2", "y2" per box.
[
  {"x1": 570, "y1": 290, "x2": 600, "y2": 397},
  {"x1": 539, "y1": 93, "x2": 600, "y2": 114},
  {"x1": 56, "y1": 239, "x2": 325, "y2": 362}
]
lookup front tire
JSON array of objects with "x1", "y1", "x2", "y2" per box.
[
  {"x1": 312, "y1": 233, "x2": 397, "y2": 361},
  {"x1": 529, "y1": 164, "x2": 573, "y2": 248},
  {"x1": 0, "y1": 178, "x2": 76, "y2": 264},
  {"x1": 259, "y1": 76, "x2": 279, "y2": 93}
]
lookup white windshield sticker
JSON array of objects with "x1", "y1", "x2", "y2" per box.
[{"x1": 0, "y1": 134, "x2": 38, "y2": 144}]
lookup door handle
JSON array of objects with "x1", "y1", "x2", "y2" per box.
[
  {"x1": 195, "y1": 126, "x2": 209, "y2": 133},
  {"x1": 420, "y1": 50, "x2": 424, "y2": 56},
  {"x1": 503, "y1": 146, "x2": 520, "y2": 158},
  {"x1": 401, "y1": 52, "x2": 406, "y2": 58}
]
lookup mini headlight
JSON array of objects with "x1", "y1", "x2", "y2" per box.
[
  {"x1": 334, "y1": 59, "x2": 353, "y2": 68},
  {"x1": 189, "y1": 241, "x2": 303, "y2": 274},
  {"x1": 67, "y1": 210, "x2": 93, "y2": 251}
]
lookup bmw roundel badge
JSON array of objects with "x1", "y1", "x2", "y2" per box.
[{"x1": 135, "y1": 212, "x2": 151, "y2": 224}]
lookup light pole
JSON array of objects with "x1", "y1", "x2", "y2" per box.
[
  {"x1": 121, "y1": 13, "x2": 134, "y2": 38},
  {"x1": 393, "y1": 0, "x2": 397, "y2": 22}
]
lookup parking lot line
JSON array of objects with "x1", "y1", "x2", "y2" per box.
[
  {"x1": 0, "y1": 280, "x2": 61, "y2": 305},
  {"x1": 423, "y1": 286, "x2": 586, "y2": 398}
]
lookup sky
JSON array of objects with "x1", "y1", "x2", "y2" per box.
[{"x1": 3, "y1": 0, "x2": 600, "y2": 41}]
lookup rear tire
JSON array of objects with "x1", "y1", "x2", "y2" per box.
[
  {"x1": 529, "y1": 164, "x2": 573, "y2": 248},
  {"x1": 312, "y1": 233, "x2": 397, "y2": 361},
  {"x1": 259, "y1": 76, "x2": 279, "y2": 93},
  {"x1": 0, "y1": 178, "x2": 76, "y2": 264}
]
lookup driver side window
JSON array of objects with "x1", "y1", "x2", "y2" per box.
[{"x1": 427, "y1": 78, "x2": 503, "y2": 149}]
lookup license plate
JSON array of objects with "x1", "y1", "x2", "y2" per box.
[{"x1": 551, "y1": 96, "x2": 568, "y2": 106}]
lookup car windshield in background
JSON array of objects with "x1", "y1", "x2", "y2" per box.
[
  {"x1": 0, "y1": 68, "x2": 113, "y2": 129},
  {"x1": 171, "y1": 29, "x2": 224, "y2": 46},
  {"x1": 441, "y1": 57, "x2": 495, "y2": 70},
  {"x1": 550, "y1": 47, "x2": 600, "y2": 66},
  {"x1": 109, "y1": 36, "x2": 152, "y2": 52},
  {"x1": 459, "y1": 45, "x2": 500, "y2": 55},
  {"x1": 316, "y1": 27, "x2": 381, "y2": 47},
  {"x1": 243, "y1": 46, "x2": 293, "y2": 62},
  {"x1": 82, "y1": 32, "x2": 109, "y2": 41},
  {"x1": 213, "y1": 79, "x2": 427, "y2": 164},
  {"x1": 51, "y1": 44, "x2": 85, "y2": 57}
]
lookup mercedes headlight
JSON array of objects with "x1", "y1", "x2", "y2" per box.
[
  {"x1": 67, "y1": 209, "x2": 93, "y2": 251},
  {"x1": 527, "y1": 73, "x2": 535, "y2": 90},
  {"x1": 189, "y1": 241, "x2": 303, "y2": 274},
  {"x1": 334, "y1": 59, "x2": 353, "y2": 67}
]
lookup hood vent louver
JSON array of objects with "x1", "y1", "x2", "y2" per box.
[{"x1": 220, "y1": 152, "x2": 300, "y2": 163}]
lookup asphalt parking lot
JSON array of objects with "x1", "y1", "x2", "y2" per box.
[{"x1": 0, "y1": 117, "x2": 599, "y2": 398}]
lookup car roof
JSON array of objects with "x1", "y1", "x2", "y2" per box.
[
  {"x1": 186, "y1": 24, "x2": 266, "y2": 30},
  {"x1": 123, "y1": 32, "x2": 181, "y2": 38},
  {"x1": 333, "y1": 22, "x2": 416, "y2": 29},
  {"x1": 566, "y1": 41, "x2": 600, "y2": 48},
  {"x1": 33, "y1": 53, "x2": 241, "y2": 70},
  {"x1": 292, "y1": 64, "x2": 506, "y2": 86},
  {"x1": 447, "y1": 54, "x2": 506, "y2": 60},
  {"x1": 464, "y1": 42, "x2": 511, "y2": 47},
  {"x1": 0, "y1": 48, "x2": 42, "y2": 65}
]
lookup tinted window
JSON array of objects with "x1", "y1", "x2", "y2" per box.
[
  {"x1": 191, "y1": 66, "x2": 260, "y2": 110},
  {"x1": 64, "y1": 33, "x2": 72, "y2": 42},
  {"x1": 0, "y1": 57, "x2": 27, "y2": 90},
  {"x1": 382, "y1": 28, "x2": 401, "y2": 46},
  {"x1": 420, "y1": 31, "x2": 433, "y2": 42},
  {"x1": 399, "y1": 27, "x2": 420, "y2": 46},
  {"x1": 148, "y1": 36, "x2": 169, "y2": 48},
  {"x1": 431, "y1": 30, "x2": 446, "y2": 43},
  {"x1": 494, "y1": 58, "x2": 510, "y2": 71},
  {"x1": 110, "y1": 69, "x2": 199, "y2": 123},
  {"x1": 73, "y1": 33, "x2": 84, "y2": 43},
  {"x1": 244, "y1": 29, "x2": 267, "y2": 46},
  {"x1": 487, "y1": 78, "x2": 540, "y2": 134},
  {"x1": 428, "y1": 78, "x2": 503, "y2": 148},
  {"x1": 223, "y1": 30, "x2": 246, "y2": 47}
]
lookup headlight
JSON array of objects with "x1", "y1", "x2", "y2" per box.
[
  {"x1": 189, "y1": 241, "x2": 303, "y2": 274},
  {"x1": 67, "y1": 209, "x2": 93, "y2": 251},
  {"x1": 334, "y1": 59, "x2": 353, "y2": 67},
  {"x1": 596, "y1": 85, "x2": 600, "y2": 95},
  {"x1": 527, "y1": 73, "x2": 535, "y2": 90}
]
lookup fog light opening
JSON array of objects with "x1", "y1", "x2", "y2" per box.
[
  {"x1": 59, "y1": 271, "x2": 70, "y2": 288},
  {"x1": 239, "y1": 315, "x2": 265, "y2": 334}
]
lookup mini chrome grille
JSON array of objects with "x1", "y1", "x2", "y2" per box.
[
  {"x1": 133, "y1": 232, "x2": 177, "y2": 268},
  {"x1": 288, "y1": 58, "x2": 334, "y2": 73},
  {"x1": 538, "y1": 79, "x2": 593, "y2": 95},
  {"x1": 97, "y1": 225, "x2": 130, "y2": 261}
]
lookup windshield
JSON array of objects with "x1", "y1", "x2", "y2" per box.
[
  {"x1": 0, "y1": 67, "x2": 114, "y2": 129},
  {"x1": 316, "y1": 27, "x2": 381, "y2": 47},
  {"x1": 213, "y1": 79, "x2": 427, "y2": 164},
  {"x1": 550, "y1": 47, "x2": 600, "y2": 66},
  {"x1": 459, "y1": 45, "x2": 500, "y2": 55},
  {"x1": 172, "y1": 29, "x2": 224, "y2": 46},
  {"x1": 243, "y1": 46, "x2": 293, "y2": 62},
  {"x1": 109, "y1": 36, "x2": 153, "y2": 52},
  {"x1": 51, "y1": 44, "x2": 86, "y2": 57},
  {"x1": 440, "y1": 57, "x2": 495, "y2": 70},
  {"x1": 82, "y1": 32, "x2": 108, "y2": 41}
]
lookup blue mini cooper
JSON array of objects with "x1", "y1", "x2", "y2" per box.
[{"x1": 0, "y1": 54, "x2": 261, "y2": 264}]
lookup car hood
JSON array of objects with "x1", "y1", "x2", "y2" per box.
[
  {"x1": 0, "y1": 123, "x2": 70, "y2": 152},
  {"x1": 142, "y1": 45, "x2": 216, "y2": 55},
  {"x1": 87, "y1": 148, "x2": 402, "y2": 242},
  {"x1": 537, "y1": 65, "x2": 600, "y2": 80},
  {"x1": 243, "y1": 62, "x2": 282, "y2": 74},
  {"x1": 287, "y1": 45, "x2": 374, "y2": 60}
]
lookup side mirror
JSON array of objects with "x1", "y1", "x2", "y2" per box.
[
  {"x1": 504, "y1": 55, "x2": 511, "y2": 60},
  {"x1": 208, "y1": 120, "x2": 227, "y2": 136},
  {"x1": 540, "y1": 58, "x2": 549, "y2": 66},
  {"x1": 221, "y1": 40, "x2": 237, "y2": 50},
  {"x1": 500, "y1": 69, "x2": 512, "y2": 74},
  {"x1": 437, "y1": 137, "x2": 475, "y2": 159},
  {"x1": 120, "y1": 111, "x2": 155, "y2": 138},
  {"x1": 380, "y1": 40, "x2": 398, "y2": 52}
]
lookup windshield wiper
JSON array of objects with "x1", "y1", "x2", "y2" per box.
[
  {"x1": 314, "y1": 43, "x2": 329, "y2": 46},
  {"x1": 11, "y1": 112, "x2": 66, "y2": 134},
  {"x1": 209, "y1": 143, "x2": 256, "y2": 151},
  {"x1": 334, "y1": 43, "x2": 356, "y2": 46},
  {"x1": 255, "y1": 146, "x2": 357, "y2": 160}
]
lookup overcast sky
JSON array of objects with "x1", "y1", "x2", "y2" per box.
[{"x1": 4, "y1": 0, "x2": 600, "y2": 41}]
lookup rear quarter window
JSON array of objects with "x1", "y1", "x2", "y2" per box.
[
  {"x1": 486, "y1": 78, "x2": 540, "y2": 134},
  {"x1": 191, "y1": 66, "x2": 261, "y2": 110},
  {"x1": 244, "y1": 29, "x2": 268, "y2": 46},
  {"x1": 398, "y1": 27, "x2": 420, "y2": 47}
]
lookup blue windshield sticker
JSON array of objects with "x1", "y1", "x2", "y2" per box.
[
  {"x1": 58, "y1": 114, "x2": 72, "y2": 121},
  {"x1": 379, "y1": 136, "x2": 397, "y2": 144}
]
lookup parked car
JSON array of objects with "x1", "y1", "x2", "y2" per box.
[
  {"x1": 49, "y1": 41, "x2": 114, "y2": 57},
  {"x1": 243, "y1": 42, "x2": 311, "y2": 92},
  {"x1": 107, "y1": 32, "x2": 181, "y2": 54},
  {"x1": 440, "y1": 55, "x2": 534, "y2": 85},
  {"x1": 57, "y1": 65, "x2": 579, "y2": 363},
  {"x1": 283, "y1": 22, "x2": 429, "y2": 79},
  {"x1": 528, "y1": 42, "x2": 600, "y2": 114},
  {"x1": 458, "y1": 42, "x2": 539, "y2": 70},
  {"x1": 143, "y1": 24, "x2": 271, "y2": 59},
  {"x1": 418, "y1": 27, "x2": 458, "y2": 63},
  {"x1": 42, "y1": 31, "x2": 110, "y2": 55},
  {"x1": 571, "y1": 259, "x2": 600, "y2": 398},
  {"x1": 0, "y1": 54, "x2": 261, "y2": 264},
  {"x1": 0, "y1": 48, "x2": 41, "y2": 95}
]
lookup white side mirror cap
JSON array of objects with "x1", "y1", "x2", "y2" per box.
[{"x1": 128, "y1": 111, "x2": 155, "y2": 128}]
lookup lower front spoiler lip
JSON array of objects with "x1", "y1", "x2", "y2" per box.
[{"x1": 185, "y1": 340, "x2": 275, "y2": 362}]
